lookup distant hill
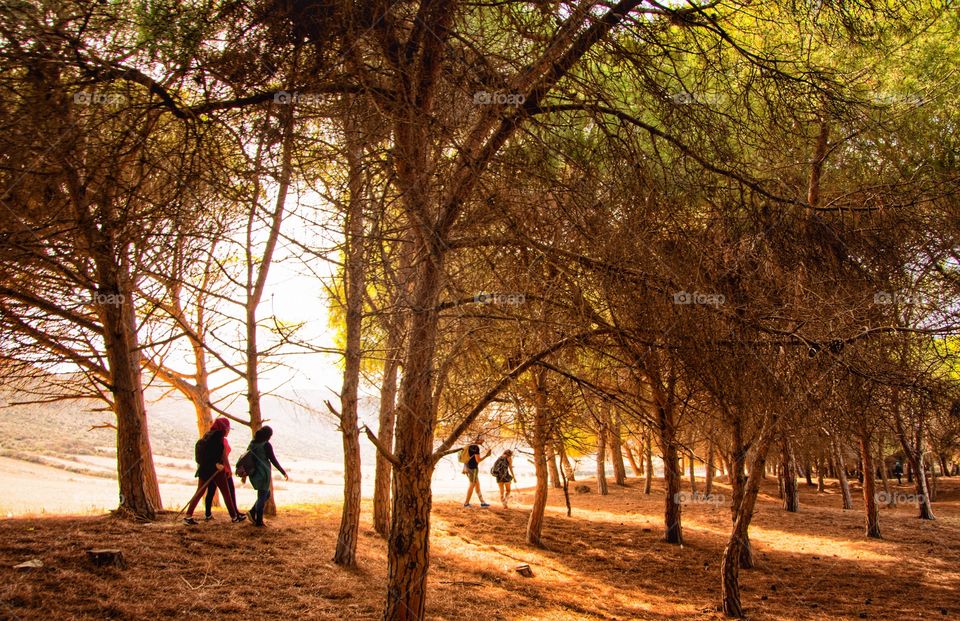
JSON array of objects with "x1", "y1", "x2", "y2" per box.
[{"x1": 0, "y1": 386, "x2": 380, "y2": 464}]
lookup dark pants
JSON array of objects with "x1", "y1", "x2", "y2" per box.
[
  {"x1": 203, "y1": 477, "x2": 238, "y2": 517},
  {"x1": 187, "y1": 471, "x2": 239, "y2": 518},
  {"x1": 250, "y1": 489, "x2": 270, "y2": 525}
]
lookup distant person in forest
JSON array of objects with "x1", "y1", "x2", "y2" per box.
[
  {"x1": 490, "y1": 449, "x2": 517, "y2": 508},
  {"x1": 893, "y1": 460, "x2": 903, "y2": 485},
  {"x1": 243, "y1": 425, "x2": 288, "y2": 527},
  {"x1": 184, "y1": 417, "x2": 245, "y2": 524},
  {"x1": 463, "y1": 438, "x2": 491, "y2": 508}
]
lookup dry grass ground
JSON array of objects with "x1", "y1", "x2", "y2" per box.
[{"x1": 1, "y1": 475, "x2": 959, "y2": 620}]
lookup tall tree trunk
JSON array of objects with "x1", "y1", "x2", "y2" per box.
[
  {"x1": 384, "y1": 246, "x2": 443, "y2": 621},
  {"x1": 526, "y1": 370, "x2": 550, "y2": 546},
  {"x1": 705, "y1": 439, "x2": 715, "y2": 495},
  {"x1": 781, "y1": 436, "x2": 799, "y2": 512},
  {"x1": 816, "y1": 444, "x2": 825, "y2": 492},
  {"x1": 101, "y1": 275, "x2": 161, "y2": 518},
  {"x1": 688, "y1": 448, "x2": 698, "y2": 493},
  {"x1": 834, "y1": 439, "x2": 854, "y2": 510},
  {"x1": 546, "y1": 442, "x2": 562, "y2": 489},
  {"x1": 644, "y1": 431, "x2": 653, "y2": 495},
  {"x1": 596, "y1": 417, "x2": 609, "y2": 496},
  {"x1": 659, "y1": 404, "x2": 682, "y2": 544},
  {"x1": 244, "y1": 105, "x2": 294, "y2": 516},
  {"x1": 859, "y1": 433, "x2": 881, "y2": 538},
  {"x1": 373, "y1": 330, "x2": 401, "y2": 537},
  {"x1": 333, "y1": 118, "x2": 366, "y2": 566},
  {"x1": 610, "y1": 414, "x2": 627, "y2": 486},
  {"x1": 624, "y1": 442, "x2": 643, "y2": 476}
]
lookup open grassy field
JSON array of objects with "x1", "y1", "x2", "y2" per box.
[{"x1": 2, "y1": 476, "x2": 959, "y2": 620}]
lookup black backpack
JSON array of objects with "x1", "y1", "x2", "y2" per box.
[
  {"x1": 235, "y1": 450, "x2": 257, "y2": 479},
  {"x1": 491, "y1": 457, "x2": 508, "y2": 478}
]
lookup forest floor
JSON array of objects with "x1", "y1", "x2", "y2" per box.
[{"x1": 1, "y1": 475, "x2": 959, "y2": 620}]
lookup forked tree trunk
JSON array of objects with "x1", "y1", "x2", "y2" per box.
[
  {"x1": 859, "y1": 433, "x2": 881, "y2": 538},
  {"x1": 781, "y1": 436, "x2": 799, "y2": 512},
  {"x1": 610, "y1": 414, "x2": 627, "y2": 486},
  {"x1": 596, "y1": 418, "x2": 609, "y2": 496},
  {"x1": 834, "y1": 439, "x2": 854, "y2": 510},
  {"x1": 546, "y1": 442, "x2": 562, "y2": 489},
  {"x1": 526, "y1": 371, "x2": 550, "y2": 546},
  {"x1": 721, "y1": 419, "x2": 778, "y2": 618},
  {"x1": 644, "y1": 432, "x2": 653, "y2": 495}
]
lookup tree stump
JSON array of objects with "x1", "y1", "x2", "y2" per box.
[
  {"x1": 87, "y1": 549, "x2": 126, "y2": 568},
  {"x1": 515, "y1": 564, "x2": 533, "y2": 577},
  {"x1": 574, "y1": 484, "x2": 591, "y2": 494}
]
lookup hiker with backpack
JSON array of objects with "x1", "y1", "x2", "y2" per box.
[
  {"x1": 184, "y1": 417, "x2": 245, "y2": 524},
  {"x1": 239, "y1": 425, "x2": 288, "y2": 527},
  {"x1": 490, "y1": 449, "x2": 517, "y2": 508},
  {"x1": 460, "y1": 438, "x2": 492, "y2": 508}
]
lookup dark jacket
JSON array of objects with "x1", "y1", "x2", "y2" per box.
[
  {"x1": 195, "y1": 429, "x2": 225, "y2": 479},
  {"x1": 248, "y1": 441, "x2": 287, "y2": 490}
]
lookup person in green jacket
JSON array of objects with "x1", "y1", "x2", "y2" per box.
[{"x1": 244, "y1": 426, "x2": 288, "y2": 527}]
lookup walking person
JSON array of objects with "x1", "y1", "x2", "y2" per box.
[
  {"x1": 490, "y1": 449, "x2": 517, "y2": 508},
  {"x1": 184, "y1": 417, "x2": 245, "y2": 524},
  {"x1": 893, "y1": 460, "x2": 903, "y2": 485},
  {"x1": 462, "y1": 438, "x2": 491, "y2": 508},
  {"x1": 244, "y1": 426, "x2": 288, "y2": 527}
]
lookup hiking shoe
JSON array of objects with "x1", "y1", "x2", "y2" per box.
[
  {"x1": 463, "y1": 503, "x2": 471, "y2": 507},
  {"x1": 183, "y1": 517, "x2": 198, "y2": 525},
  {"x1": 480, "y1": 503, "x2": 490, "y2": 508},
  {"x1": 247, "y1": 510, "x2": 256, "y2": 523},
  {"x1": 203, "y1": 514, "x2": 214, "y2": 521},
  {"x1": 232, "y1": 514, "x2": 247, "y2": 523}
]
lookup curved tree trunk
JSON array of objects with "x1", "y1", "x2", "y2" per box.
[
  {"x1": 730, "y1": 418, "x2": 753, "y2": 568},
  {"x1": 721, "y1": 419, "x2": 778, "y2": 618}
]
